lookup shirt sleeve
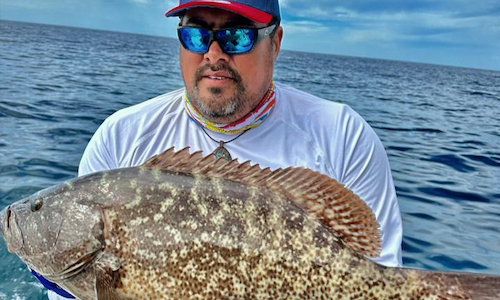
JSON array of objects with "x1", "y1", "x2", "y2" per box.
[
  {"x1": 78, "y1": 118, "x2": 118, "y2": 177},
  {"x1": 335, "y1": 105, "x2": 403, "y2": 267}
]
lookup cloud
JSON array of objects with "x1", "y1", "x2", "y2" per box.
[
  {"x1": 0, "y1": 0, "x2": 69, "y2": 10},
  {"x1": 281, "y1": 20, "x2": 329, "y2": 34},
  {"x1": 163, "y1": 0, "x2": 178, "y2": 8},
  {"x1": 344, "y1": 28, "x2": 398, "y2": 43},
  {"x1": 277, "y1": 0, "x2": 499, "y2": 49}
]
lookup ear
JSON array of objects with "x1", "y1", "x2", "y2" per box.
[
  {"x1": 272, "y1": 26, "x2": 284, "y2": 62},
  {"x1": 179, "y1": 14, "x2": 186, "y2": 26}
]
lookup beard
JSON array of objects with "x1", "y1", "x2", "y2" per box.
[{"x1": 188, "y1": 64, "x2": 247, "y2": 121}]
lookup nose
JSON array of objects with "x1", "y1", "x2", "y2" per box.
[{"x1": 204, "y1": 41, "x2": 230, "y2": 63}]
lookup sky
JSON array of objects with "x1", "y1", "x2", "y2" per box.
[{"x1": 0, "y1": 0, "x2": 499, "y2": 71}]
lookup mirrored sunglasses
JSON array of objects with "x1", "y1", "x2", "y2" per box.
[{"x1": 177, "y1": 24, "x2": 277, "y2": 55}]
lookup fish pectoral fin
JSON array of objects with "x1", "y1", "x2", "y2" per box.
[{"x1": 94, "y1": 252, "x2": 122, "y2": 300}]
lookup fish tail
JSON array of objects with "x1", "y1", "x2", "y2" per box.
[
  {"x1": 447, "y1": 272, "x2": 500, "y2": 300},
  {"x1": 420, "y1": 270, "x2": 500, "y2": 300}
]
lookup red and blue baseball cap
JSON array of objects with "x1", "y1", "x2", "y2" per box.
[{"x1": 165, "y1": 0, "x2": 281, "y2": 24}]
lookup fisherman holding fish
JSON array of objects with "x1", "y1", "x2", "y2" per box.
[
  {"x1": 82, "y1": 0, "x2": 402, "y2": 266},
  {"x1": 3, "y1": 1, "x2": 500, "y2": 297},
  {"x1": 3, "y1": 0, "x2": 409, "y2": 299}
]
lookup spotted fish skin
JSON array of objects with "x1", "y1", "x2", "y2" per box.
[
  {"x1": 1, "y1": 149, "x2": 499, "y2": 300},
  {"x1": 94, "y1": 167, "x2": 367, "y2": 299}
]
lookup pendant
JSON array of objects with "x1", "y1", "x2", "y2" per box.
[{"x1": 213, "y1": 141, "x2": 232, "y2": 161}]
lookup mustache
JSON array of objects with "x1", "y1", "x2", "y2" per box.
[{"x1": 194, "y1": 64, "x2": 242, "y2": 85}]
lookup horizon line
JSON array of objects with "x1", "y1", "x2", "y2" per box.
[{"x1": 1, "y1": 18, "x2": 498, "y2": 73}]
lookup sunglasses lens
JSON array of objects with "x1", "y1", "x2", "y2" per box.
[
  {"x1": 180, "y1": 28, "x2": 210, "y2": 53},
  {"x1": 217, "y1": 29, "x2": 256, "y2": 54}
]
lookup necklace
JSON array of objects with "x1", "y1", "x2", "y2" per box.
[
  {"x1": 185, "y1": 81, "x2": 275, "y2": 160},
  {"x1": 185, "y1": 81, "x2": 276, "y2": 135},
  {"x1": 200, "y1": 126, "x2": 248, "y2": 161}
]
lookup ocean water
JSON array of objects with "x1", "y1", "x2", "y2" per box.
[{"x1": 0, "y1": 20, "x2": 499, "y2": 299}]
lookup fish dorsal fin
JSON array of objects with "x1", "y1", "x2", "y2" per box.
[{"x1": 144, "y1": 147, "x2": 382, "y2": 258}]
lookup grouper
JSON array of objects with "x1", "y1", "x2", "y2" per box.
[{"x1": 1, "y1": 148, "x2": 499, "y2": 300}]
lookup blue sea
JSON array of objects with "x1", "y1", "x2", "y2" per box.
[{"x1": 0, "y1": 20, "x2": 499, "y2": 299}]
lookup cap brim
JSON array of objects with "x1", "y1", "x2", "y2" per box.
[{"x1": 165, "y1": 1, "x2": 273, "y2": 24}]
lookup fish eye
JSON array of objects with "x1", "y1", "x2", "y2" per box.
[{"x1": 30, "y1": 198, "x2": 43, "y2": 212}]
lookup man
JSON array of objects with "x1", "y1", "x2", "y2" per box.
[{"x1": 47, "y1": 0, "x2": 402, "y2": 298}]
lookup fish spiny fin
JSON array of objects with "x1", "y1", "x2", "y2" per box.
[{"x1": 144, "y1": 147, "x2": 382, "y2": 258}]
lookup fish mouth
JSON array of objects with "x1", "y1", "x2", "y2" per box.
[
  {"x1": 0, "y1": 205, "x2": 24, "y2": 253},
  {"x1": 0, "y1": 205, "x2": 10, "y2": 239}
]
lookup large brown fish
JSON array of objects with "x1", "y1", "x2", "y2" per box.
[{"x1": 0, "y1": 148, "x2": 499, "y2": 300}]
